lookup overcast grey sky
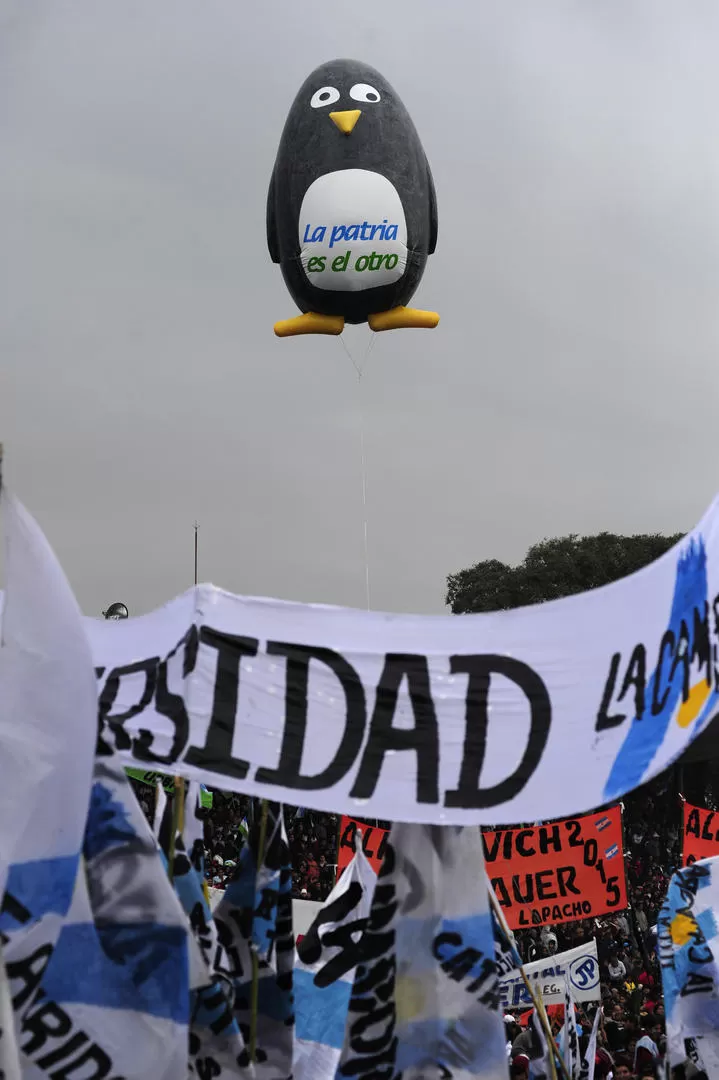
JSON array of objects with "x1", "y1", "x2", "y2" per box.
[{"x1": 2, "y1": 0, "x2": 719, "y2": 617}]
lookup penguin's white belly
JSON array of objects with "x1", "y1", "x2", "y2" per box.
[{"x1": 298, "y1": 169, "x2": 408, "y2": 292}]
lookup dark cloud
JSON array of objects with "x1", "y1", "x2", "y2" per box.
[{"x1": 2, "y1": 0, "x2": 719, "y2": 616}]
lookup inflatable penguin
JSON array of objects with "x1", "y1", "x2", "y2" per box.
[{"x1": 267, "y1": 58, "x2": 439, "y2": 337}]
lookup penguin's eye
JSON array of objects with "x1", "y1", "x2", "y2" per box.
[
  {"x1": 349, "y1": 83, "x2": 381, "y2": 104},
  {"x1": 310, "y1": 86, "x2": 340, "y2": 109}
]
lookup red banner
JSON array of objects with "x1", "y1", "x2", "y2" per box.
[
  {"x1": 336, "y1": 815, "x2": 389, "y2": 880},
  {"x1": 682, "y1": 801, "x2": 719, "y2": 865},
  {"x1": 483, "y1": 806, "x2": 627, "y2": 930}
]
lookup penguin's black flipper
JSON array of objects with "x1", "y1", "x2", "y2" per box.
[
  {"x1": 428, "y1": 166, "x2": 438, "y2": 255},
  {"x1": 266, "y1": 168, "x2": 281, "y2": 264}
]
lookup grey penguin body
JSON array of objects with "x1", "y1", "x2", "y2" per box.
[{"x1": 267, "y1": 59, "x2": 437, "y2": 324}]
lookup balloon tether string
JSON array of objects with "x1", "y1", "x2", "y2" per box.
[{"x1": 339, "y1": 334, "x2": 376, "y2": 611}]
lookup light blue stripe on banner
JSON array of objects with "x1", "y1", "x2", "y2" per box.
[
  {"x1": 294, "y1": 968, "x2": 351, "y2": 1049},
  {"x1": 257, "y1": 972, "x2": 295, "y2": 1024},
  {"x1": 41, "y1": 922, "x2": 189, "y2": 1024},
  {"x1": 0, "y1": 856, "x2": 79, "y2": 929},
  {"x1": 395, "y1": 912, "x2": 495, "y2": 977},
  {"x1": 83, "y1": 781, "x2": 137, "y2": 861}
]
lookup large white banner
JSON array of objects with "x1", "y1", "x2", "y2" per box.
[
  {"x1": 5, "y1": 491, "x2": 719, "y2": 824},
  {"x1": 499, "y1": 940, "x2": 600, "y2": 1009}
]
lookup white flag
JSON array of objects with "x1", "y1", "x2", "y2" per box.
[
  {"x1": 165, "y1": 781, "x2": 249, "y2": 1078},
  {"x1": 0, "y1": 489, "x2": 96, "y2": 901},
  {"x1": 578, "y1": 1006, "x2": 602, "y2": 1080}
]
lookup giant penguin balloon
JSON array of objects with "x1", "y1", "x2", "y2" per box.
[{"x1": 267, "y1": 59, "x2": 439, "y2": 337}]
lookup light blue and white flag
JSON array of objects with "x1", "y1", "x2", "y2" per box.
[
  {"x1": 293, "y1": 838, "x2": 376, "y2": 1080},
  {"x1": 165, "y1": 781, "x2": 249, "y2": 1078},
  {"x1": 58, "y1": 758, "x2": 206, "y2": 1078},
  {"x1": 335, "y1": 823, "x2": 508, "y2": 1080},
  {"x1": 0, "y1": 490, "x2": 99, "y2": 1074},
  {"x1": 657, "y1": 856, "x2": 719, "y2": 1068},
  {"x1": 3, "y1": 753, "x2": 206, "y2": 1078},
  {"x1": 213, "y1": 801, "x2": 295, "y2": 1079}
]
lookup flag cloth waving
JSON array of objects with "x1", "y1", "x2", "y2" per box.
[
  {"x1": 31, "y1": 757, "x2": 205, "y2": 1080},
  {"x1": 160, "y1": 780, "x2": 249, "y2": 1078},
  {"x1": 336, "y1": 823, "x2": 508, "y2": 1080},
  {"x1": 578, "y1": 1006, "x2": 602, "y2": 1080},
  {"x1": 0, "y1": 489, "x2": 97, "y2": 1071},
  {"x1": 294, "y1": 837, "x2": 377, "y2": 1079},
  {"x1": 213, "y1": 801, "x2": 295, "y2": 1078}
]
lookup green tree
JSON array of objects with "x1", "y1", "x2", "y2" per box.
[
  {"x1": 446, "y1": 531, "x2": 684, "y2": 614},
  {"x1": 445, "y1": 527, "x2": 719, "y2": 806}
]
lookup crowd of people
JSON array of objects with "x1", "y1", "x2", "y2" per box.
[
  {"x1": 508, "y1": 772, "x2": 687, "y2": 1079},
  {"x1": 128, "y1": 767, "x2": 703, "y2": 1079}
]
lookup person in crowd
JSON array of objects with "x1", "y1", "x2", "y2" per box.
[
  {"x1": 510, "y1": 1021, "x2": 532, "y2": 1058},
  {"x1": 614, "y1": 1054, "x2": 635, "y2": 1079},
  {"x1": 510, "y1": 1054, "x2": 530, "y2": 1080},
  {"x1": 504, "y1": 1016, "x2": 519, "y2": 1060},
  {"x1": 608, "y1": 951, "x2": 628, "y2": 985}
]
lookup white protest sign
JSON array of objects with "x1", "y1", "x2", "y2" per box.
[
  {"x1": 500, "y1": 940, "x2": 600, "y2": 1009},
  {"x1": 4, "y1": 492, "x2": 719, "y2": 824}
]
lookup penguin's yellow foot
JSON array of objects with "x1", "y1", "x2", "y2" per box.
[
  {"x1": 274, "y1": 312, "x2": 344, "y2": 338},
  {"x1": 368, "y1": 306, "x2": 440, "y2": 332}
]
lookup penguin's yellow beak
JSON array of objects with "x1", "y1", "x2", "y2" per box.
[{"x1": 330, "y1": 109, "x2": 361, "y2": 135}]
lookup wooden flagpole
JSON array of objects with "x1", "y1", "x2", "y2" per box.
[
  {"x1": 168, "y1": 523, "x2": 198, "y2": 880},
  {"x1": 488, "y1": 888, "x2": 568, "y2": 1080},
  {"x1": 249, "y1": 799, "x2": 269, "y2": 1065}
]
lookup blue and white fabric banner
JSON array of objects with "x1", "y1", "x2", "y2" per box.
[
  {"x1": 60, "y1": 757, "x2": 205, "y2": 1079},
  {"x1": 294, "y1": 839, "x2": 377, "y2": 1080},
  {"x1": 657, "y1": 857, "x2": 719, "y2": 1068},
  {"x1": 11, "y1": 491, "x2": 719, "y2": 827},
  {"x1": 0, "y1": 489, "x2": 100, "y2": 1074},
  {"x1": 7, "y1": 493, "x2": 719, "y2": 826},
  {"x1": 3, "y1": 754, "x2": 205, "y2": 1079},
  {"x1": 213, "y1": 801, "x2": 295, "y2": 1079},
  {"x1": 167, "y1": 781, "x2": 249, "y2": 1078},
  {"x1": 336, "y1": 823, "x2": 508, "y2": 1080}
]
